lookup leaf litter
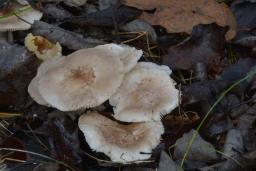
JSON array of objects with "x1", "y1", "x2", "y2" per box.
[{"x1": 0, "y1": 0, "x2": 256, "y2": 171}]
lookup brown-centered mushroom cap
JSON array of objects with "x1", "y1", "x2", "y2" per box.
[
  {"x1": 78, "y1": 111, "x2": 164, "y2": 163},
  {"x1": 95, "y1": 43, "x2": 143, "y2": 73},
  {"x1": 110, "y1": 62, "x2": 179, "y2": 122},
  {"x1": 37, "y1": 48, "x2": 124, "y2": 111},
  {"x1": 0, "y1": 3, "x2": 42, "y2": 31}
]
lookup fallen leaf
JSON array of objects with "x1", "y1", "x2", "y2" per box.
[
  {"x1": 223, "y1": 129, "x2": 244, "y2": 159},
  {"x1": 238, "y1": 104, "x2": 256, "y2": 151},
  {"x1": 32, "y1": 21, "x2": 106, "y2": 50},
  {"x1": 231, "y1": 0, "x2": 256, "y2": 30},
  {"x1": 231, "y1": 1, "x2": 256, "y2": 55},
  {"x1": 0, "y1": 42, "x2": 40, "y2": 109},
  {"x1": 99, "y1": 0, "x2": 118, "y2": 10},
  {"x1": 43, "y1": 4, "x2": 73, "y2": 20},
  {"x1": 122, "y1": 0, "x2": 237, "y2": 40},
  {"x1": 36, "y1": 115, "x2": 82, "y2": 167},
  {"x1": 181, "y1": 80, "x2": 229, "y2": 105},
  {"x1": 233, "y1": 29, "x2": 256, "y2": 49},
  {"x1": 162, "y1": 24, "x2": 227, "y2": 71},
  {"x1": 158, "y1": 151, "x2": 179, "y2": 171},
  {"x1": 219, "y1": 58, "x2": 256, "y2": 94},
  {"x1": 174, "y1": 129, "x2": 219, "y2": 162},
  {"x1": 203, "y1": 112, "x2": 233, "y2": 138},
  {"x1": 66, "y1": 5, "x2": 142, "y2": 27}
]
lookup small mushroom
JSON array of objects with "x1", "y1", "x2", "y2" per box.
[
  {"x1": 110, "y1": 62, "x2": 179, "y2": 122},
  {"x1": 37, "y1": 47, "x2": 124, "y2": 111},
  {"x1": 25, "y1": 33, "x2": 62, "y2": 60},
  {"x1": 78, "y1": 111, "x2": 164, "y2": 163},
  {"x1": 0, "y1": 3, "x2": 42, "y2": 31},
  {"x1": 95, "y1": 43, "x2": 143, "y2": 73}
]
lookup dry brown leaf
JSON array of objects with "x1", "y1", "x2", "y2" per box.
[{"x1": 122, "y1": 0, "x2": 237, "y2": 40}]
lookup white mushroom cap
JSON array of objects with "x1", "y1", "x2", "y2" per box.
[
  {"x1": 78, "y1": 111, "x2": 164, "y2": 163},
  {"x1": 95, "y1": 43, "x2": 143, "y2": 73},
  {"x1": 37, "y1": 48, "x2": 124, "y2": 111},
  {"x1": 28, "y1": 56, "x2": 65, "y2": 106},
  {"x1": 110, "y1": 62, "x2": 179, "y2": 122},
  {"x1": 0, "y1": 4, "x2": 43, "y2": 31}
]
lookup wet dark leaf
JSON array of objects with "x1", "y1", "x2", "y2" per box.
[
  {"x1": 219, "y1": 58, "x2": 256, "y2": 83},
  {"x1": 238, "y1": 104, "x2": 256, "y2": 151},
  {"x1": 231, "y1": 0, "x2": 256, "y2": 56},
  {"x1": 233, "y1": 29, "x2": 256, "y2": 49},
  {"x1": 230, "y1": 104, "x2": 249, "y2": 118},
  {"x1": 37, "y1": 115, "x2": 82, "y2": 167},
  {"x1": 156, "y1": 33, "x2": 188, "y2": 49},
  {"x1": 195, "y1": 62, "x2": 207, "y2": 81},
  {"x1": 0, "y1": 42, "x2": 40, "y2": 109},
  {"x1": 182, "y1": 80, "x2": 228, "y2": 105},
  {"x1": 32, "y1": 21, "x2": 106, "y2": 50},
  {"x1": 203, "y1": 112, "x2": 233, "y2": 138},
  {"x1": 158, "y1": 151, "x2": 178, "y2": 171},
  {"x1": 223, "y1": 129, "x2": 244, "y2": 158},
  {"x1": 231, "y1": 1, "x2": 256, "y2": 30},
  {"x1": 99, "y1": 0, "x2": 118, "y2": 10},
  {"x1": 66, "y1": 5, "x2": 142, "y2": 27},
  {"x1": 43, "y1": 4, "x2": 74, "y2": 20},
  {"x1": 162, "y1": 24, "x2": 227, "y2": 71},
  {"x1": 174, "y1": 129, "x2": 218, "y2": 163}
]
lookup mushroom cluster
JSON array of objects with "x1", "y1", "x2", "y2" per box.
[
  {"x1": 28, "y1": 43, "x2": 142, "y2": 110},
  {"x1": 28, "y1": 43, "x2": 179, "y2": 163}
]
